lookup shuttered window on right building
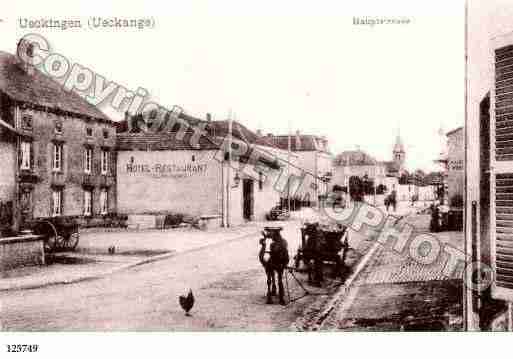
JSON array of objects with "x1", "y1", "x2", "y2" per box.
[{"x1": 492, "y1": 35, "x2": 513, "y2": 301}]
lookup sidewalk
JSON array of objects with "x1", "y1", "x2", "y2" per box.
[
  {"x1": 0, "y1": 221, "x2": 273, "y2": 292},
  {"x1": 319, "y1": 213, "x2": 464, "y2": 331}
]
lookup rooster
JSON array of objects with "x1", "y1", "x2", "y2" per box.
[{"x1": 179, "y1": 289, "x2": 194, "y2": 316}]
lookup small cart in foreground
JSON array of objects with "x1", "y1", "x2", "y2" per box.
[{"x1": 29, "y1": 217, "x2": 80, "y2": 252}]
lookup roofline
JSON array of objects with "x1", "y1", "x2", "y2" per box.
[
  {"x1": 446, "y1": 126, "x2": 463, "y2": 137},
  {"x1": 0, "y1": 90, "x2": 115, "y2": 126}
]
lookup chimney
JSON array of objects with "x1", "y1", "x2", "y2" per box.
[
  {"x1": 17, "y1": 38, "x2": 35, "y2": 76},
  {"x1": 206, "y1": 113, "x2": 212, "y2": 122},
  {"x1": 256, "y1": 129, "x2": 262, "y2": 136}
]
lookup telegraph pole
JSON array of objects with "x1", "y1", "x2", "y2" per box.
[
  {"x1": 287, "y1": 122, "x2": 291, "y2": 213},
  {"x1": 463, "y1": 0, "x2": 473, "y2": 331},
  {"x1": 226, "y1": 109, "x2": 233, "y2": 228}
]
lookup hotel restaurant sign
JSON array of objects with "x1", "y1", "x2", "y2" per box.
[{"x1": 125, "y1": 161, "x2": 208, "y2": 179}]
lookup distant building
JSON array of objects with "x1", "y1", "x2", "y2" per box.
[
  {"x1": 0, "y1": 47, "x2": 116, "y2": 232},
  {"x1": 332, "y1": 132, "x2": 407, "y2": 194},
  {"x1": 446, "y1": 127, "x2": 464, "y2": 207},
  {"x1": 382, "y1": 133, "x2": 407, "y2": 178},
  {"x1": 332, "y1": 149, "x2": 387, "y2": 190},
  {"x1": 266, "y1": 131, "x2": 333, "y2": 206}
]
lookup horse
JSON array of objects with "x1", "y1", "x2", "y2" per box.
[{"x1": 258, "y1": 227, "x2": 290, "y2": 305}]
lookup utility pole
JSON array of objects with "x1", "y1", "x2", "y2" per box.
[
  {"x1": 226, "y1": 109, "x2": 232, "y2": 228},
  {"x1": 463, "y1": 0, "x2": 473, "y2": 331},
  {"x1": 287, "y1": 122, "x2": 291, "y2": 213}
]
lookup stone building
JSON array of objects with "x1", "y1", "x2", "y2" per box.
[
  {"x1": 0, "y1": 115, "x2": 17, "y2": 234},
  {"x1": 266, "y1": 131, "x2": 333, "y2": 206},
  {"x1": 332, "y1": 149, "x2": 387, "y2": 190},
  {"x1": 445, "y1": 127, "x2": 464, "y2": 207},
  {"x1": 0, "y1": 49, "x2": 116, "y2": 232},
  {"x1": 116, "y1": 114, "x2": 290, "y2": 227},
  {"x1": 466, "y1": 2, "x2": 513, "y2": 330}
]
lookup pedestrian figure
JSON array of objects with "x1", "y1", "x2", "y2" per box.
[{"x1": 430, "y1": 204, "x2": 440, "y2": 232}]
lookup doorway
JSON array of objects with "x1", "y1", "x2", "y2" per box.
[
  {"x1": 19, "y1": 187, "x2": 33, "y2": 227},
  {"x1": 243, "y1": 179, "x2": 254, "y2": 221}
]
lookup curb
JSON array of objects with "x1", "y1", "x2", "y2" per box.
[
  {"x1": 294, "y1": 207, "x2": 422, "y2": 330},
  {"x1": 0, "y1": 229, "x2": 263, "y2": 293},
  {"x1": 293, "y1": 235, "x2": 382, "y2": 331}
]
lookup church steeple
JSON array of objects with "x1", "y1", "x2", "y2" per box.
[{"x1": 393, "y1": 127, "x2": 405, "y2": 170}]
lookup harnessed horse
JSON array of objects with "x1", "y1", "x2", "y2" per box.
[{"x1": 258, "y1": 227, "x2": 289, "y2": 305}]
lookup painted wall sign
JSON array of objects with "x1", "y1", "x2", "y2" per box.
[
  {"x1": 126, "y1": 162, "x2": 208, "y2": 178},
  {"x1": 448, "y1": 159, "x2": 463, "y2": 171}
]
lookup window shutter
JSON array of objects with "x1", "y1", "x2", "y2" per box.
[
  {"x1": 30, "y1": 142, "x2": 34, "y2": 170},
  {"x1": 492, "y1": 39, "x2": 513, "y2": 300},
  {"x1": 18, "y1": 141, "x2": 22, "y2": 168}
]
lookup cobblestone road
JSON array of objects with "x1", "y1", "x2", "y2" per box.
[{"x1": 320, "y1": 213, "x2": 464, "y2": 331}]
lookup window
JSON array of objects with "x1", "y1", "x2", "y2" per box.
[
  {"x1": 86, "y1": 127, "x2": 93, "y2": 137},
  {"x1": 20, "y1": 141, "x2": 32, "y2": 170},
  {"x1": 52, "y1": 143, "x2": 63, "y2": 171},
  {"x1": 21, "y1": 114, "x2": 32, "y2": 130},
  {"x1": 83, "y1": 190, "x2": 92, "y2": 216},
  {"x1": 101, "y1": 150, "x2": 109, "y2": 175},
  {"x1": 103, "y1": 129, "x2": 109, "y2": 139},
  {"x1": 51, "y1": 189, "x2": 62, "y2": 216},
  {"x1": 55, "y1": 121, "x2": 63, "y2": 134},
  {"x1": 84, "y1": 147, "x2": 92, "y2": 174},
  {"x1": 100, "y1": 189, "x2": 108, "y2": 215}
]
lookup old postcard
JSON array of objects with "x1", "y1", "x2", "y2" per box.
[{"x1": 0, "y1": 0, "x2": 511, "y2": 357}]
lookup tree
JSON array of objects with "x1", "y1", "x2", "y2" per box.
[{"x1": 398, "y1": 170, "x2": 410, "y2": 185}]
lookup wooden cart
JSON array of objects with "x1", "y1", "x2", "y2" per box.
[
  {"x1": 29, "y1": 217, "x2": 80, "y2": 252},
  {"x1": 293, "y1": 222, "x2": 349, "y2": 285}
]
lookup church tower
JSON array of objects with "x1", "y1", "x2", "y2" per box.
[{"x1": 393, "y1": 131, "x2": 405, "y2": 172}]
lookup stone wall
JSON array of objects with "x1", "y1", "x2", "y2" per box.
[{"x1": 0, "y1": 235, "x2": 44, "y2": 270}]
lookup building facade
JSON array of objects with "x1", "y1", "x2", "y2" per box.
[
  {"x1": 466, "y1": 2, "x2": 513, "y2": 329},
  {"x1": 0, "y1": 115, "x2": 17, "y2": 234},
  {"x1": 268, "y1": 131, "x2": 333, "y2": 206},
  {"x1": 446, "y1": 127, "x2": 464, "y2": 207},
  {"x1": 332, "y1": 149, "x2": 387, "y2": 190},
  {"x1": 117, "y1": 117, "x2": 289, "y2": 226},
  {"x1": 0, "y1": 49, "x2": 116, "y2": 232}
]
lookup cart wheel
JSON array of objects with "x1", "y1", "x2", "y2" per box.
[
  {"x1": 54, "y1": 235, "x2": 66, "y2": 251},
  {"x1": 44, "y1": 233, "x2": 57, "y2": 252},
  {"x1": 33, "y1": 221, "x2": 58, "y2": 252},
  {"x1": 63, "y1": 232, "x2": 79, "y2": 251}
]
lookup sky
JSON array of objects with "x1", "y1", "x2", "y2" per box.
[{"x1": 2, "y1": 0, "x2": 464, "y2": 172}]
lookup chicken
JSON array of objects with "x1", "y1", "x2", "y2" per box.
[{"x1": 179, "y1": 289, "x2": 194, "y2": 316}]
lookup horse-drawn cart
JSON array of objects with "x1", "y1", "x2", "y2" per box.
[
  {"x1": 28, "y1": 217, "x2": 80, "y2": 252},
  {"x1": 293, "y1": 222, "x2": 349, "y2": 286}
]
